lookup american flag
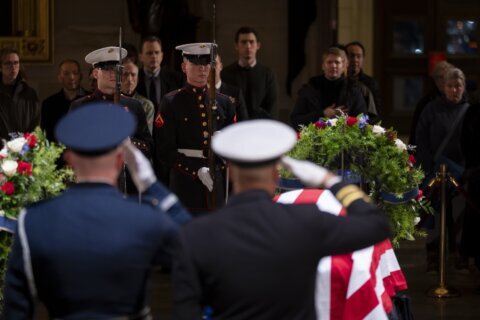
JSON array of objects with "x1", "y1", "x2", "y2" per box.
[{"x1": 275, "y1": 189, "x2": 407, "y2": 320}]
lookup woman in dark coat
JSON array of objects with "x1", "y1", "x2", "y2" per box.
[{"x1": 415, "y1": 67, "x2": 469, "y2": 272}]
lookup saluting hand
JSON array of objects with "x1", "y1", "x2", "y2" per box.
[
  {"x1": 281, "y1": 156, "x2": 339, "y2": 188},
  {"x1": 123, "y1": 139, "x2": 157, "y2": 193}
]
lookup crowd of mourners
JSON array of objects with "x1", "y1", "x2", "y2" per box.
[{"x1": 1, "y1": 25, "x2": 480, "y2": 318}]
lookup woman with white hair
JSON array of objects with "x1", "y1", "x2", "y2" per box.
[{"x1": 416, "y1": 67, "x2": 470, "y2": 272}]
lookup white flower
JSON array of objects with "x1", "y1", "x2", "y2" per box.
[
  {"x1": 372, "y1": 125, "x2": 386, "y2": 135},
  {"x1": 0, "y1": 210, "x2": 4, "y2": 217},
  {"x1": 328, "y1": 118, "x2": 338, "y2": 126},
  {"x1": 7, "y1": 137, "x2": 26, "y2": 153},
  {"x1": 0, "y1": 147, "x2": 7, "y2": 157},
  {"x1": 395, "y1": 138, "x2": 407, "y2": 151},
  {"x1": 1, "y1": 160, "x2": 18, "y2": 176},
  {"x1": 414, "y1": 217, "x2": 421, "y2": 225}
]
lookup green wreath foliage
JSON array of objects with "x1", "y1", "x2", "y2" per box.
[
  {"x1": 282, "y1": 115, "x2": 430, "y2": 245},
  {"x1": 0, "y1": 128, "x2": 74, "y2": 308}
]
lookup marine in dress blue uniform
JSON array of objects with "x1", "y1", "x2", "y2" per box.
[
  {"x1": 172, "y1": 120, "x2": 391, "y2": 320},
  {"x1": 4, "y1": 103, "x2": 191, "y2": 319},
  {"x1": 152, "y1": 43, "x2": 235, "y2": 213},
  {"x1": 70, "y1": 46, "x2": 153, "y2": 196},
  {"x1": 70, "y1": 47, "x2": 152, "y2": 157}
]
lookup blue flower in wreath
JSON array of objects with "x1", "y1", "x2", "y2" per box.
[
  {"x1": 359, "y1": 114, "x2": 369, "y2": 129},
  {"x1": 20, "y1": 143, "x2": 30, "y2": 155}
]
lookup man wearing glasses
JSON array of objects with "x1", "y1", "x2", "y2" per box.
[{"x1": 0, "y1": 47, "x2": 40, "y2": 140}]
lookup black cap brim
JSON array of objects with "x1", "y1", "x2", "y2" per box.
[
  {"x1": 183, "y1": 54, "x2": 212, "y2": 65},
  {"x1": 93, "y1": 60, "x2": 118, "y2": 69}
]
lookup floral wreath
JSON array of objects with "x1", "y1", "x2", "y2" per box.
[
  {"x1": 281, "y1": 115, "x2": 430, "y2": 245},
  {"x1": 0, "y1": 128, "x2": 74, "y2": 306}
]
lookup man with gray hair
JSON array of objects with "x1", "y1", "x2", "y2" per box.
[{"x1": 121, "y1": 60, "x2": 155, "y2": 133}]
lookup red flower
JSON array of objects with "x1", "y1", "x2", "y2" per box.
[
  {"x1": 385, "y1": 130, "x2": 397, "y2": 141},
  {"x1": 415, "y1": 189, "x2": 424, "y2": 200},
  {"x1": 24, "y1": 133, "x2": 37, "y2": 148},
  {"x1": 314, "y1": 120, "x2": 326, "y2": 129},
  {"x1": 346, "y1": 116, "x2": 358, "y2": 126},
  {"x1": 1, "y1": 181, "x2": 15, "y2": 195},
  {"x1": 17, "y1": 161, "x2": 32, "y2": 176},
  {"x1": 408, "y1": 154, "x2": 416, "y2": 165},
  {"x1": 296, "y1": 131, "x2": 301, "y2": 140}
]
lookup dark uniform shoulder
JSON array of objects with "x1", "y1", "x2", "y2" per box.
[
  {"x1": 26, "y1": 192, "x2": 63, "y2": 210},
  {"x1": 70, "y1": 94, "x2": 96, "y2": 111},
  {"x1": 165, "y1": 88, "x2": 186, "y2": 99},
  {"x1": 216, "y1": 92, "x2": 234, "y2": 104}
]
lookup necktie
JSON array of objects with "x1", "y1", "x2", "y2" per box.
[{"x1": 149, "y1": 76, "x2": 157, "y2": 105}]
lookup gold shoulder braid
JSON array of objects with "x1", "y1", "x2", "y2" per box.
[{"x1": 336, "y1": 185, "x2": 371, "y2": 207}]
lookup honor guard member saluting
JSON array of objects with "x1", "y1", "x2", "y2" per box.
[
  {"x1": 153, "y1": 43, "x2": 235, "y2": 214},
  {"x1": 4, "y1": 103, "x2": 191, "y2": 319},
  {"x1": 71, "y1": 46, "x2": 153, "y2": 195},
  {"x1": 172, "y1": 120, "x2": 391, "y2": 320}
]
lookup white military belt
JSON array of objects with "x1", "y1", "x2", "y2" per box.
[{"x1": 177, "y1": 148, "x2": 206, "y2": 159}]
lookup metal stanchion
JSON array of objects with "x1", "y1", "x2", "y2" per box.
[{"x1": 426, "y1": 164, "x2": 460, "y2": 298}]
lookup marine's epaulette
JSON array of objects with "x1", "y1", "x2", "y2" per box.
[
  {"x1": 81, "y1": 94, "x2": 95, "y2": 101},
  {"x1": 216, "y1": 92, "x2": 234, "y2": 104},
  {"x1": 166, "y1": 88, "x2": 185, "y2": 97},
  {"x1": 216, "y1": 92, "x2": 229, "y2": 98}
]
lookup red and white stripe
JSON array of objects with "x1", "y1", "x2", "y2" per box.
[{"x1": 275, "y1": 189, "x2": 407, "y2": 320}]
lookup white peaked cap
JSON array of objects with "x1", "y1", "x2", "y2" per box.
[
  {"x1": 212, "y1": 120, "x2": 297, "y2": 166},
  {"x1": 175, "y1": 43, "x2": 218, "y2": 55},
  {"x1": 85, "y1": 46, "x2": 128, "y2": 66}
]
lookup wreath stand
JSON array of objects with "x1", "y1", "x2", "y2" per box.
[{"x1": 425, "y1": 164, "x2": 460, "y2": 298}]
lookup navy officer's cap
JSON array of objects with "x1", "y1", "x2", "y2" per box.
[
  {"x1": 55, "y1": 103, "x2": 136, "y2": 156},
  {"x1": 85, "y1": 46, "x2": 128, "y2": 69},
  {"x1": 212, "y1": 120, "x2": 297, "y2": 167},
  {"x1": 176, "y1": 43, "x2": 217, "y2": 65}
]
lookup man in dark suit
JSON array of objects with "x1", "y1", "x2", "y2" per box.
[
  {"x1": 221, "y1": 26, "x2": 277, "y2": 119},
  {"x1": 137, "y1": 36, "x2": 184, "y2": 113},
  {"x1": 172, "y1": 120, "x2": 391, "y2": 320},
  {"x1": 41, "y1": 59, "x2": 89, "y2": 142},
  {"x1": 215, "y1": 54, "x2": 248, "y2": 121},
  {"x1": 152, "y1": 43, "x2": 235, "y2": 214},
  {"x1": 4, "y1": 103, "x2": 191, "y2": 319}
]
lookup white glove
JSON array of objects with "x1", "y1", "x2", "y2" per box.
[
  {"x1": 281, "y1": 156, "x2": 335, "y2": 188},
  {"x1": 123, "y1": 140, "x2": 157, "y2": 193},
  {"x1": 198, "y1": 167, "x2": 213, "y2": 192}
]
